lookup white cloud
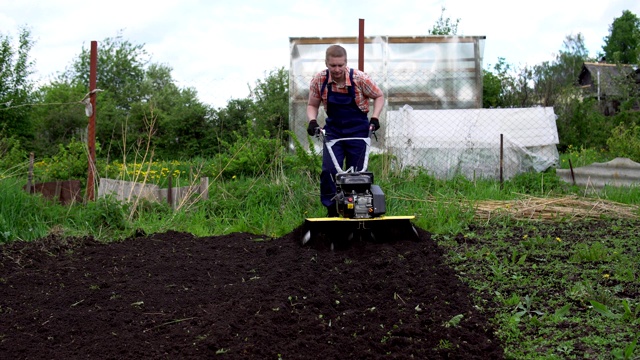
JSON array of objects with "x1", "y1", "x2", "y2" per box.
[{"x1": 1, "y1": 0, "x2": 639, "y2": 107}]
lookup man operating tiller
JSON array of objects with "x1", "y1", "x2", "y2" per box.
[{"x1": 306, "y1": 44, "x2": 385, "y2": 218}]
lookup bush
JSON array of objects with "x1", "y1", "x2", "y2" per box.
[
  {"x1": 34, "y1": 139, "x2": 89, "y2": 183},
  {"x1": 560, "y1": 145, "x2": 611, "y2": 169},
  {"x1": 207, "y1": 128, "x2": 284, "y2": 179},
  {"x1": 503, "y1": 169, "x2": 564, "y2": 195},
  {"x1": 285, "y1": 131, "x2": 321, "y2": 176},
  {"x1": 80, "y1": 196, "x2": 130, "y2": 231},
  {"x1": 607, "y1": 123, "x2": 640, "y2": 162},
  {"x1": 555, "y1": 98, "x2": 609, "y2": 151},
  {"x1": 0, "y1": 135, "x2": 27, "y2": 174}
]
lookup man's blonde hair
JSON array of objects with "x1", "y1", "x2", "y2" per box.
[{"x1": 325, "y1": 45, "x2": 347, "y2": 62}]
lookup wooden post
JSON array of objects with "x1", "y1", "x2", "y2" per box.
[
  {"x1": 200, "y1": 177, "x2": 209, "y2": 201},
  {"x1": 167, "y1": 174, "x2": 173, "y2": 209},
  {"x1": 54, "y1": 181, "x2": 62, "y2": 203},
  {"x1": 87, "y1": 40, "x2": 98, "y2": 201}
]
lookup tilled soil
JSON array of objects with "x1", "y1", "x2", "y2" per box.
[{"x1": 0, "y1": 224, "x2": 504, "y2": 359}]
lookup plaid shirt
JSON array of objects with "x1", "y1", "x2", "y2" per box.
[{"x1": 309, "y1": 67, "x2": 383, "y2": 113}]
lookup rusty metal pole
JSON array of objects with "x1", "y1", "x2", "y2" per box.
[
  {"x1": 569, "y1": 159, "x2": 576, "y2": 186},
  {"x1": 87, "y1": 40, "x2": 98, "y2": 201},
  {"x1": 358, "y1": 19, "x2": 365, "y2": 71},
  {"x1": 499, "y1": 134, "x2": 504, "y2": 189}
]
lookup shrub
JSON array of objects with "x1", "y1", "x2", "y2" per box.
[
  {"x1": 80, "y1": 195, "x2": 129, "y2": 231},
  {"x1": 207, "y1": 127, "x2": 284, "y2": 179},
  {"x1": 555, "y1": 98, "x2": 609, "y2": 151},
  {"x1": 503, "y1": 169, "x2": 564, "y2": 195},
  {"x1": 34, "y1": 139, "x2": 89, "y2": 183},
  {"x1": 0, "y1": 135, "x2": 27, "y2": 174},
  {"x1": 607, "y1": 123, "x2": 640, "y2": 162}
]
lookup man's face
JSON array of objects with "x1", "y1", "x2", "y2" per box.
[{"x1": 326, "y1": 56, "x2": 346, "y2": 81}]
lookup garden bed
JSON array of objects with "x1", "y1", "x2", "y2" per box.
[{"x1": 0, "y1": 225, "x2": 503, "y2": 359}]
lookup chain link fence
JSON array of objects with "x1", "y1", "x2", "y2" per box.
[{"x1": 289, "y1": 36, "x2": 559, "y2": 180}]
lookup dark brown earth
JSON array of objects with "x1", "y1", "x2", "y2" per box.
[{"x1": 0, "y1": 223, "x2": 504, "y2": 359}]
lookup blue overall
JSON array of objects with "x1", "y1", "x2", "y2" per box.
[{"x1": 320, "y1": 68, "x2": 370, "y2": 208}]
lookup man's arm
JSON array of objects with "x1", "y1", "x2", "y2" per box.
[
  {"x1": 371, "y1": 94, "x2": 384, "y2": 119},
  {"x1": 307, "y1": 95, "x2": 321, "y2": 122}
]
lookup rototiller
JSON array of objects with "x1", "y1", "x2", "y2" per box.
[{"x1": 302, "y1": 126, "x2": 416, "y2": 247}]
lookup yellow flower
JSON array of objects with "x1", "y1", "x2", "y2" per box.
[
  {"x1": 522, "y1": 235, "x2": 528, "y2": 239},
  {"x1": 602, "y1": 274, "x2": 610, "y2": 279},
  {"x1": 556, "y1": 237, "x2": 561, "y2": 242}
]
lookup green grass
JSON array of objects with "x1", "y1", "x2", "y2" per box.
[
  {"x1": 0, "y1": 177, "x2": 55, "y2": 241},
  {"x1": 558, "y1": 145, "x2": 613, "y2": 169},
  {"x1": 436, "y1": 220, "x2": 640, "y2": 359}
]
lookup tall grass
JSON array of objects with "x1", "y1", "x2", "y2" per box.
[
  {"x1": 0, "y1": 177, "x2": 55, "y2": 242},
  {"x1": 2, "y1": 152, "x2": 639, "y2": 243}
]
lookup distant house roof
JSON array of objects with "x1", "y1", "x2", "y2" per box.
[{"x1": 578, "y1": 62, "x2": 637, "y2": 97}]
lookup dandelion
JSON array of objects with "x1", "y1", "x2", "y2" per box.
[
  {"x1": 523, "y1": 234, "x2": 528, "y2": 240},
  {"x1": 556, "y1": 237, "x2": 561, "y2": 242},
  {"x1": 603, "y1": 274, "x2": 610, "y2": 279}
]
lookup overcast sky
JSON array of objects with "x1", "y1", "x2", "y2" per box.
[{"x1": 1, "y1": 0, "x2": 638, "y2": 108}]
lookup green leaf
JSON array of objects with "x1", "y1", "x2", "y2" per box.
[
  {"x1": 624, "y1": 337, "x2": 636, "y2": 358},
  {"x1": 444, "y1": 314, "x2": 464, "y2": 327},
  {"x1": 590, "y1": 300, "x2": 622, "y2": 319},
  {"x1": 517, "y1": 254, "x2": 527, "y2": 265},
  {"x1": 554, "y1": 304, "x2": 571, "y2": 318}
]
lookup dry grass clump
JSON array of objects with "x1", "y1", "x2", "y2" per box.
[{"x1": 474, "y1": 195, "x2": 640, "y2": 221}]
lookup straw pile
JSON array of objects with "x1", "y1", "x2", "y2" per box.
[{"x1": 474, "y1": 195, "x2": 640, "y2": 221}]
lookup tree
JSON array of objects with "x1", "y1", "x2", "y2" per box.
[
  {"x1": 137, "y1": 64, "x2": 213, "y2": 159},
  {"x1": 48, "y1": 32, "x2": 212, "y2": 160},
  {"x1": 61, "y1": 33, "x2": 150, "y2": 158},
  {"x1": 210, "y1": 98, "x2": 253, "y2": 147},
  {"x1": 482, "y1": 69, "x2": 503, "y2": 108},
  {"x1": 0, "y1": 27, "x2": 35, "y2": 145},
  {"x1": 482, "y1": 57, "x2": 531, "y2": 108},
  {"x1": 602, "y1": 10, "x2": 640, "y2": 64},
  {"x1": 483, "y1": 33, "x2": 590, "y2": 110},
  {"x1": 532, "y1": 33, "x2": 590, "y2": 106},
  {"x1": 553, "y1": 33, "x2": 590, "y2": 86},
  {"x1": 31, "y1": 81, "x2": 87, "y2": 157},
  {"x1": 428, "y1": 7, "x2": 460, "y2": 35},
  {"x1": 64, "y1": 32, "x2": 148, "y2": 109},
  {"x1": 249, "y1": 67, "x2": 289, "y2": 140}
]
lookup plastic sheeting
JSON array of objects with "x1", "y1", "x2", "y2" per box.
[
  {"x1": 289, "y1": 35, "x2": 487, "y2": 150},
  {"x1": 386, "y1": 106, "x2": 560, "y2": 180}
]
